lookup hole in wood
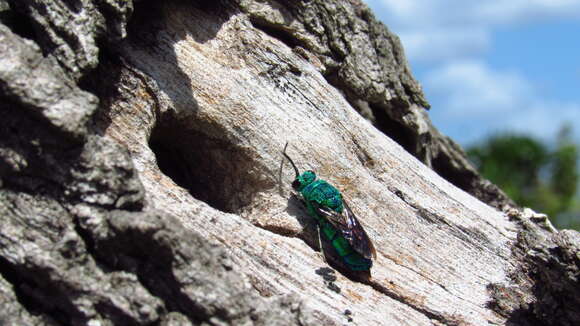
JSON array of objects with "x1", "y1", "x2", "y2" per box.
[{"x1": 149, "y1": 122, "x2": 270, "y2": 214}]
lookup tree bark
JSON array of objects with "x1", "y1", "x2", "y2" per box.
[{"x1": 0, "y1": 0, "x2": 577, "y2": 325}]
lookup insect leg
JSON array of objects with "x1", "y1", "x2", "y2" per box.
[{"x1": 317, "y1": 224, "x2": 327, "y2": 263}]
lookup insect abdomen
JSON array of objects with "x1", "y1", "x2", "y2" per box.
[
  {"x1": 302, "y1": 179, "x2": 372, "y2": 271},
  {"x1": 320, "y1": 219, "x2": 373, "y2": 271}
]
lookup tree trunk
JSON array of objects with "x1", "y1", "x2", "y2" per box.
[{"x1": 0, "y1": 0, "x2": 578, "y2": 325}]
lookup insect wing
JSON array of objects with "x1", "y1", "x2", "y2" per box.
[
  {"x1": 315, "y1": 201, "x2": 376, "y2": 259},
  {"x1": 314, "y1": 203, "x2": 347, "y2": 227},
  {"x1": 342, "y1": 201, "x2": 377, "y2": 259}
]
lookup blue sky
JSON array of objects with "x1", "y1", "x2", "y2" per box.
[{"x1": 364, "y1": 0, "x2": 580, "y2": 147}]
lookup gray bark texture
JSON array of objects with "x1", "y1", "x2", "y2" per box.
[{"x1": 0, "y1": 0, "x2": 578, "y2": 325}]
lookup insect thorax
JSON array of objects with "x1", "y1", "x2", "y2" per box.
[{"x1": 302, "y1": 179, "x2": 343, "y2": 212}]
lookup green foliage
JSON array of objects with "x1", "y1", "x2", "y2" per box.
[
  {"x1": 550, "y1": 126, "x2": 579, "y2": 209},
  {"x1": 467, "y1": 127, "x2": 579, "y2": 230}
]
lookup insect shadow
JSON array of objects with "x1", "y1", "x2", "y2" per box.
[{"x1": 284, "y1": 194, "x2": 321, "y2": 251}]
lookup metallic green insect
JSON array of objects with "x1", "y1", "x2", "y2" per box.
[{"x1": 283, "y1": 142, "x2": 376, "y2": 271}]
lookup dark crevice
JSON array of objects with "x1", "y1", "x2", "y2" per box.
[
  {"x1": 0, "y1": 94, "x2": 82, "y2": 149},
  {"x1": 59, "y1": 0, "x2": 82, "y2": 14},
  {"x1": 77, "y1": 46, "x2": 132, "y2": 142},
  {"x1": 0, "y1": 256, "x2": 39, "y2": 315},
  {"x1": 149, "y1": 121, "x2": 273, "y2": 214},
  {"x1": 130, "y1": 252, "x2": 205, "y2": 324},
  {"x1": 0, "y1": 102, "x2": 84, "y2": 198},
  {"x1": 323, "y1": 73, "x2": 422, "y2": 161},
  {"x1": 70, "y1": 209, "x2": 209, "y2": 323},
  {"x1": 90, "y1": 223, "x2": 205, "y2": 323},
  {"x1": 71, "y1": 214, "x2": 116, "y2": 274},
  {"x1": 432, "y1": 151, "x2": 515, "y2": 209},
  {"x1": 189, "y1": 0, "x2": 238, "y2": 16},
  {"x1": 370, "y1": 101, "x2": 417, "y2": 155},
  {"x1": 0, "y1": 256, "x2": 84, "y2": 325},
  {"x1": 149, "y1": 135, "x2": 230, "y2": 213},
  {"x1": 6, "y1": 1, "x2": 60, "y2": 59},
  {"x1": 127, "y1": 0, "x2": 235, "y2": 46},
  {"x1": 250, "y1": 17, "x2": 302, "y2": 49},
  {"x1": 0, "y1": 174, "x2": 63, "y2": 201},
  {"x1": 94, "y1": 302, "x2": 142, "y2": 326},
  {"x1": 33, "y1": 3, "x2": 84, "y2": 62},
  {"x1": 78, "y1": 42, "x2": 123, "y2": 96},
  {"x1": 487, "y1": 283, "x2": 544, "y2": 326},
  {"x1": 0, "y1": 4, "x2": 36, "y2": 41},
  {"x1": 432, "y1": 153, "x2": 476, "y2": 192}
]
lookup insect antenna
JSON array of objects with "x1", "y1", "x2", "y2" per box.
[{"x1": 282, "y1": 142, "x2": 300, "y2": 179}]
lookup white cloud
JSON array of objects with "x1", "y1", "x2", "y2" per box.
[
  {"x1": 477, "y1": 0, "x2": 580, "y2": 25},
  {"x1": 399, "y1": 28, "x2": 489, "y2": 63},
  {"x1": 373, "y1": 0, "x2": 580, "y2": 28},
  {"x1": 424, "y1": 61, "x2": 532, "y2": 118},
  {"x1": 424, "y1": 61, "x2": 580, "y2": 143},
  {"x1": 365, "y1": 0, "x2": 580, "y2": 62},
  {"x1": 506, "y1": 101, "x2": 580, "y2": 140},
  {"x1": 364, "y1": 0, "x2": 580, "y2": 144}
]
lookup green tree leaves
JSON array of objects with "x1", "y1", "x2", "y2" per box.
[{"x1": 467, "y1": 127, "x2": 579, "y2": 230}]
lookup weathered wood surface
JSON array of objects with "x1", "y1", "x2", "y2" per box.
[{"x1": 0, "y1": 1, "x2": 578, "y2": 325}]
